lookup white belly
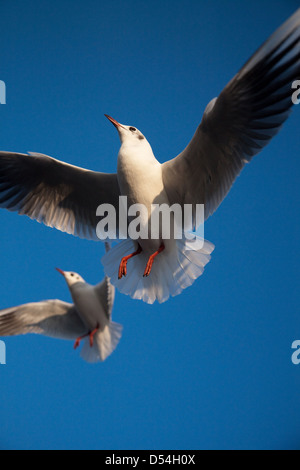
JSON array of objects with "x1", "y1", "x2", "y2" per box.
[
  {"x1": 71, "y1": 284, "x2": 107, "y2": 331},
  {"x1": 117, "y1": 149, "x2": 171, "y2": 253}
]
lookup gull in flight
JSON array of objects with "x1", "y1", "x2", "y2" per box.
[
  {"x1": 0, "y1": 9, "x2": 299, "y2": 304},
  {"x1": 0, "y1": 249, "x2": 123, "y2": 362}
]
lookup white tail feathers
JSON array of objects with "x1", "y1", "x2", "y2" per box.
[
  {"x1": 102, "y1": 236, "x2": 215, "y2": 304},
  {"x1": 80, "y1": 321, "x2": 123, "y2": 363}
]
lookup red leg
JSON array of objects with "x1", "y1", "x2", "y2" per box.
[
  {"x1": 89, "y1": 324, "x2": 100, "y2": 348},
  {"x1": 74, "y1": 332, "x2": 89, "y2": 350},
  {"x1": 143, "y1": 243, "x2": 165, "y2": 277},
  {"x1": 118, "y1": 244, "x2": 142, "y2": 279}
]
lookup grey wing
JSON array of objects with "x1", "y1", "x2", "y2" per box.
[
  {"x1": 0, "y1": 152, "x2": 121, "y2": 240},
  {"x1": 94, "y1": 276, "x2": 115, "y2": 320},
  {"x1": 162, "y1": 9, "x2": 300, "y2": 222},
  {"x1": 0, "y1": 300, "x2": 87, "y2": 340}
]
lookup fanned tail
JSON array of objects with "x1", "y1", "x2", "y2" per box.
[
  {"x1": 102, "y1": 236, "x2": 214, "y2": 304},
  {"x1": 80, "y1": 321, "x2": 123, "y2": 363}
]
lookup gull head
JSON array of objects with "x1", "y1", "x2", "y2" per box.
[
  {"x1": 56, "y1": 268, "x2": 85, "y2": 287},
  {"x1": 105, "y1": 114, "x2": 147, "y2": 145}
]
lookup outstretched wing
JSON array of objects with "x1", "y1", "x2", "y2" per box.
[
  {"x1": 94, "y1": 276, "x2": 115, "y2": 320},
  {"x1": 162, "y1": 9, "x2": 300, "y2": 222},
  {"x1": 94, "y1": 242, "x2": 115, "y2": 320},
  {"x1": 0, "y1": 152, "x2": 121, "y2": 240},
  {"x1": 0, "y1": 299, "x2": 87, "y2": 340}
]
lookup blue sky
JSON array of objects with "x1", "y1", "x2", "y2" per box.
[{"x1": 0, "y1": 0, "x2": 299, "y2": 450}]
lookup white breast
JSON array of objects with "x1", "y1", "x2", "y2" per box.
[
  {"x1": 117, "y1": 144, "x2": 168, "y2": 208},
  {"x1": 117, "y1": 144, "x2": 171, "y2": 252},
  {"x1": 71, "y1": 283, "x2": 108, "y2": 330}
]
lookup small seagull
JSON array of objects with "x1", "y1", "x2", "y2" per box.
[
  {"x1": 0, "y1": 252, "x2": 123, "y2": 363},
  {"x1": 0, "y1": 9, "x2": 299, "y2": 304}
]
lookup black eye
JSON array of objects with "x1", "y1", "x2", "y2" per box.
[
  {"x1": 129, "y1": 127, "x2": 136, "y2": 132},
  {"x1": 71, "y1": 273, "x2": 74, "y2": 277}
]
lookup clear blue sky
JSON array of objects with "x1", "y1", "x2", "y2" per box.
[{"x1": 0, "y1": 0, "x2": 299, "y2": 450}]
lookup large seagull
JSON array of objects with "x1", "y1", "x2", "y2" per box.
[{"x1": 0, "y1": 9, "x2": 299, "y2": 304}]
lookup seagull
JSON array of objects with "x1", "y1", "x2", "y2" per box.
[
  {"x1": 0, "y1": 10, "x2": 299, "y2": 304},
  {"x1": 0, "y1": 249, "x2": 123, "y2": 362}
]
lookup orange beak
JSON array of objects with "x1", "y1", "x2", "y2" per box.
[
  {"x1": 104, "y1": 114, "x2": 125, "y2": 129},
  {"x1": 55, "y1": 267, "x2": 65, "y2": 276}
]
